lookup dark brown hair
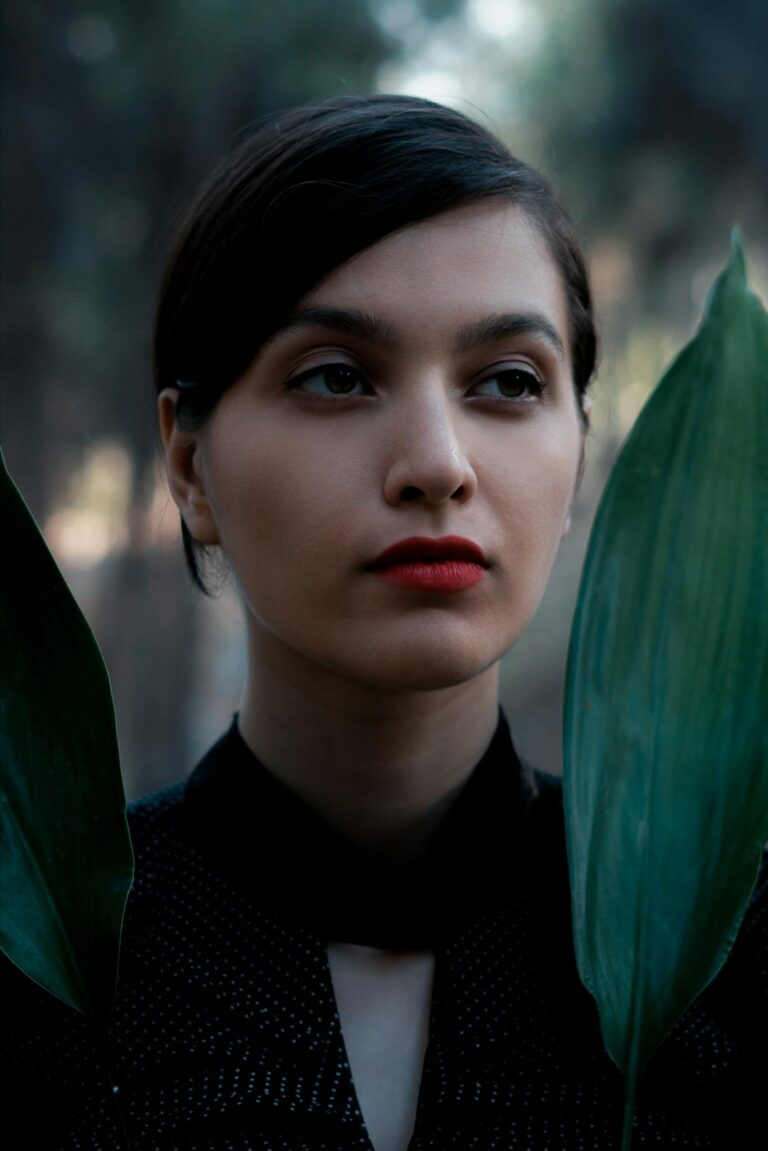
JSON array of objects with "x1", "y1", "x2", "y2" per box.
[{"x1": 154, "y1": 93, "x2": 597, "y2": 594}]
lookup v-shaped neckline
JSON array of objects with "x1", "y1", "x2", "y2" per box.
[
  {"x1": 178, "y1": 706, "x2": 570, "y2": 1146},
  {"x1": 325, "y1": 942, "x2": 436, "y2": 1151}
]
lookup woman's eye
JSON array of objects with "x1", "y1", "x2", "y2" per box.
[
  {"x1": 287, "y1": 362, "x2": 370, "y2": 397},
  {"x1": 472, "y1": 367, "x2": 545, "y2": 401}
]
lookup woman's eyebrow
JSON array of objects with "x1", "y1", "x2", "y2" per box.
[
  {"x1": 273, "y1": 306, "x2": 399, "y2": 347},
  {"x1": 270, "y1": 305, "x2": 565, "y2": 360},
  {"x1": 455, "y1": 313, "x2": 566, "y2": 360}
]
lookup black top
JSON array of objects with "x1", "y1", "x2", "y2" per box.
[{"x1": 2, "y1": 711, "x2": 767, "y2": 1149}]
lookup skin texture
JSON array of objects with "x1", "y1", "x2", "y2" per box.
[{"x1": 158, "y1": 199, "x2": 588, "y2": 859}]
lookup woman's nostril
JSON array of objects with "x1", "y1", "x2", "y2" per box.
[{"x1": 396, "y1": 481, "x2": 469, "y2": 505}]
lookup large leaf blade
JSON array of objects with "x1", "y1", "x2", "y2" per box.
[
  {"x1": 563, "y1": 234, "x2": 768, "y2": 1113},
  {"x1": 0, "y1": 449, "x2": 134, "y2": 1024}
]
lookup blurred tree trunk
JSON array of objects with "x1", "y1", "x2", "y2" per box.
[
  {"x1": 1, "y1": 11, "x2": 67, "y2": 524},
  {"x1": 89, "y1": 451, "x2": 201, "y2": 799}
]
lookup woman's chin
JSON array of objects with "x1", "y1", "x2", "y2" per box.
[
  {"x1": 320, "y1": 636, "x2": 508, "y2": 694},
  {"x1": 250, "y1": 613, "x2": 520, "y2": 696}
]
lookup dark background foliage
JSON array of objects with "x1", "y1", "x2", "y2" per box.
[{"x1": 2, "y1": 0, "x2": 765, "y2": 794}]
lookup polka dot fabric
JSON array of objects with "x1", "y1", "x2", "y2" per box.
[{"x1": 2, "y1": 718, "x2": 767, "y2": 1150}]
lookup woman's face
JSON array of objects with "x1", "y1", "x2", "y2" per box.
[{"x1": 163, "y1": 200, "x2": 586, "y2": 692}]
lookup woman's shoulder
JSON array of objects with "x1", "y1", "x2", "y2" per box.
[
  {"x1": 125, "y1": 779, "x2": 190, "y2": 879},
  {"x1": 527, "y1": 761, "x2": 564, "y2": 805},
  {"x1": 516, "y1": 756, "x2": 566, "y2": 849},
  {"x1": 731, "y1": 842, "x2": 768, "y2": 960},
  {"x1": 127, "y1": 776, "x2": 186, "y2": 826},
  {"x1": 126, "y1": 777, "x2": 185, "y2": 841},
  {"x1": 122, "y1": 776, "x2": 229, "y2": 931}
]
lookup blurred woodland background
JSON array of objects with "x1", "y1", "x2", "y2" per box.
[{"x1": 2, "y1": 0, "x2": 767, "y2": 796}]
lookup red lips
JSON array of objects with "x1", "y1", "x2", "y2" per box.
[
  {"x1": 366, "y1": 536, "x2": 488, "y2": 593},
  {"x1": 368, "y1": 536, "x2": 489, "y2": 569}
]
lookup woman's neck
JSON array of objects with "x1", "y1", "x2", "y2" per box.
[{"x1": 236, "y1": 629, "x2": 501, "y2": 863}]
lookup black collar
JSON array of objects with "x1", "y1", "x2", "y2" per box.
[{"x1": 182, "y1": 710, "x2": 559, "y2": 949}]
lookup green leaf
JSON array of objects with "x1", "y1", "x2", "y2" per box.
[
  {"x1": 563, "y1": 232, "x2": 768, "y2": 1139},
  {"x1": 0, "y1": 450, "x2": 134, "y2": 1026}
]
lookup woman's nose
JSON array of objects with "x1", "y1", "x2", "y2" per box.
[{"x1": 382, "y1": 386, "x2": 478, "y2": 508}]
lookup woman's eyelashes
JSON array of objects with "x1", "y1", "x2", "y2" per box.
[
  {"x1": 286, "y1": 361, "x2": 371, "y2": 398},
  {"x1": 469, "y1": 366, "x2": 546, "y2": 402},
  {"x1": 284, "y1": 359, "x2": 547, "y2": 404}
]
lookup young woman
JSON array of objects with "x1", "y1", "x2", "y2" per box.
[{"x1": 4, "y1": 94, "x2": 766, "y2": 1151}]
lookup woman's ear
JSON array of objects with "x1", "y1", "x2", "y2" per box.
[{"x1": 157, "y1": 389, "x2": 221, "y2": 546}]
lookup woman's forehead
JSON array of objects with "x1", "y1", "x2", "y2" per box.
[{"x1": 287, "y1": 201, "x2": 571, "y2": 357}]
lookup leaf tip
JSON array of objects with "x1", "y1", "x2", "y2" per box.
[
  {"x1": 728, "y1": 225, "x2": 747, "y2": 285},
  {"x1": 704, "y1": 226, "x2": 749, "y2": 318}
]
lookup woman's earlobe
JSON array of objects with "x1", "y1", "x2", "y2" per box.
[
  {"x1": 561, "y1": 512, "x2": 573, "y2": 539},
  {"x1": 157, "y1": 389, "x2": 221, "y2": 546}
]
